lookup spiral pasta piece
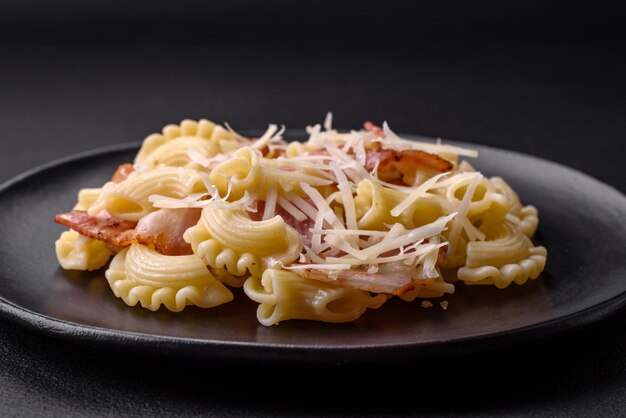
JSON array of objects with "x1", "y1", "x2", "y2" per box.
[
  {"x1": 457, "y1": 222, "x2": 547, "y2": 288},
  {"x1": 457, "y1": 246, "x2": 547, "y2": 288},
  {"x1": 209, "y1": 146, "x2": 264, "y2": 200},
  {"x1": 88, "y1": 167, "x2": 204, "y2": 221},
  {"x1": 443, "y1": 175, "x2": 504, "y2": 218},
  {"x1": 55, "y1": 230, "x2": 114, "y2": 271},
  {"x1": 489, "y1": 177, "x2": 539, "y2": 237},
  {"x1": 105, "y1": 244, "x2": 233, "y2": 312},
  {"x1": 490, "y1": 177, "x2": 523, "y2": 218},
  {"x1": 354, "y1": 179, "x2": 408, "y2": 229},
  {"x1": 518, "y1": 205, "x2": 539, "y2": 238},
  {"x1": 184, "y1": 203, "x2": 303, "y2": 278},
  {"x1": 73, "y1": 188, "x2": 102, "y2": 211},
  {"x1": 244, "y1": 268, "x2": 387, "y2": 326},
  {"x1": 135, "y1": 119, "x2": 234, "y2": 168}
]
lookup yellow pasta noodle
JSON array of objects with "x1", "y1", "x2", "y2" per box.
[
  {"x1": 457, "y1": 245, "x2": 547, "y2": 288},
  {"x1": 135, "y1": 119, "x2": 234, "y2": 168},
  {"x1": 209, "y1": 146, "x2": 264, "y2": 200},
  {"x1": 244, "y1": 268, "x2": 387, "y2": 326},
  {"x1": 353, "y1": 179, "x2": 409, "y2": 229},
  {"x1": 105, "y1": 244, "x2": 233, "y2": 312},
  {"x1": 442, "y1": 175, "x2": 498, "y2": 218},
  {"x1": 490, "y1": 177, "x2": 539, "y2": 237},
  {"x1": 88, "y1": 166, "x2": 204, "y2": 221},
  {"x1": 73, "y1": 188, "x2": 102, "y2": 211},
  {"x1": 457, "y1": 221, "x2": 547, "y2": 288},
  {"x1": 184, "y1": 203, "x2": 303, "y2": 277},
  {"x1": 55, "y1": 230, "x2": 114, "y2": 271}
]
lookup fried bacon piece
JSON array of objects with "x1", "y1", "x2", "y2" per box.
[
  {"x1": 111, "y1": 163, "x2": 134, "y2": 183},
  {"x1": 393, "y1": 149, "x2": 453, "y2": 174},
  {"x1": 298, "y1": 268, "x2": 414, "y2": 296},
  {"x1": 365, "y1": 146, "x2": 452, "y2": 185},
  {"x1": 55, "y1": 208, "x2": 201, "y2": 256},
  {"x1": 55, "y1": 210, "x2": 137, "y2": 246},
  {"x1": 364, "y1": 147, "x2": 397, "y2": 172},
  {"x1": 363, "y1": 121, "x2": 453, "y2": 184}
]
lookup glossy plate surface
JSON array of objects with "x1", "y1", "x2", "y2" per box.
[{"x1": 1, "y1": 135, "x2": 625, "y2": 363}]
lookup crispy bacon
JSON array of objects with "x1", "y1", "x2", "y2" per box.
[
  {"x1": 364, "y1": 148, "x2": 397, "y2": 171},
  {"x1": 55, "y1": 210, "x2": 137, "y2": 246},
  {"x1": 259, "y1": 144, "x2": 286, "y2": 159},
  {"x1": 111, "y1": 163, "x2": 134, "y2": 183},
  {"x1": 55, "y1": 208, "x2": 201, "y2": 256},
  {"x1": 298, "y1": 268, "x2": 414, "y2": 296},
  {"x1": 363, "y1": 121, "x2": 453, "y2": 184},
  {"x1": 366, "y1": 148, "x2": 452, "y2": 184}
]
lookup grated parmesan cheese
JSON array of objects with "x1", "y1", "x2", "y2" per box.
[{"x1": 390, "y1": 172, "x2": 450, "y2": 217}]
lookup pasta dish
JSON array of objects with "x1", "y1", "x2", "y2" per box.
[{"x1": 54, "y1": 115, "x2": 547, "y2": 326}]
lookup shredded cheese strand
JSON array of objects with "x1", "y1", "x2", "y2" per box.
[
  {"x1": 330, "y1": 162, "x2": 358, "y2": 231},
  {"x1": 262, "y1": 184, "x2": 278, "y2": 220},
  {"x1": 276, "y1": 195, "x2": 307, "y2": 222},
  {"x1": 361, "y1": 213, "x2": 456, "y2": 258},
  {"x1": 390, "y1": 172, "x2": 450, "y2": 217}
]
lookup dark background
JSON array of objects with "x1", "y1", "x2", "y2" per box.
[{"x1": 1, "y1": 1, "x2": 625, "y2": 416}]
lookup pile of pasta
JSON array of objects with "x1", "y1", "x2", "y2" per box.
[{"x1": 55, "y1": 116, "x2": 547, "y2": 326}]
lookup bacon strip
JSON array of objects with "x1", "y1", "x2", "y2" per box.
[
  {"x1": 364, "y1": 148, "x2": 397, "y2": 171},
  {"x1": 111, "y1": 163, "x2": 134, "y2": 183},
  {"x1": 55, "y1": 211, "x2": 137, "y2": 246},
  {"x1": 55, "y1": 208, "x2": 201, "y2": 256},
  {"x1": 363, "y1": 121, "x2": 453, "y2": 183},
  {"x1": 298, "y1": 268, "x2": 414, "y2": 296},
  {"x1": 366, "y1": 148, "x2": 452, "y2": 184},
  {"x1": 395, "y1": 149, "x2": 453, "y2": 173}
]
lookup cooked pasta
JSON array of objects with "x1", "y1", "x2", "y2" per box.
[
  {"x1": 135, "y1": 119, "x2": 234, "y2": 168},
  {"x1": 56, "y1": 230, "x2": 114, "y2": 271},
  {"x1": 73, "y1": 188, "x2": 102, "y2": 211},
  {"x1": 54, "y1": 115, "x2": 548, "y2": 325},
  {"x1": 244, "y1": 268, "x2": 387, "y2": 326},
  {"x1": 106, "y1": 244, "x2": 233, "y2": 312},
  {"x1": 88, "y1": 166, "x2": 205, "y2": 221},
  {"x1": 183, "y1": 203, "x2": 303, "y2": 278}
]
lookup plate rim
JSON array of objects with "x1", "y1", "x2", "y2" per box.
[{"x1": 1, "y1": 136, "x2": 626, "y2": 363}]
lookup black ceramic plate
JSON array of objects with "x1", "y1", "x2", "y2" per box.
[{"x1": 1, "y1": 135, "x2": 626, "y2": 363}]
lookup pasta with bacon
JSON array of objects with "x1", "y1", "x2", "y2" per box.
[{"x1": 54, "y1": 116, "x2": 548, "y2": 325}]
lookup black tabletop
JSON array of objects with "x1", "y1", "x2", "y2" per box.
[{"x1": 1, "y1": 2, "x2": 625, "y2": 416}]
